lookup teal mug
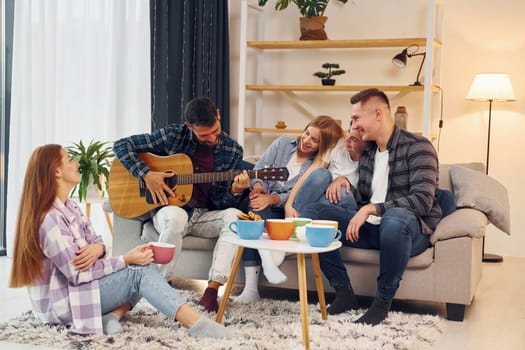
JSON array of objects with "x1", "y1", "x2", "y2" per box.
[
  {"x1": 305, "y1": 224, "x2": 342, "y2": 247},
  {"x1": 228, "y1": 220, "x2": 265, "y2": 240}
]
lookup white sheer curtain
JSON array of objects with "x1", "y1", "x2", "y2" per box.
[{"x1": 6, "y1": 0, "x2": 151, "y2": 256}]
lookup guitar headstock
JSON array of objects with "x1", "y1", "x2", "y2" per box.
[{"x1": 255, "y1": 167, "x2": 289, "y2": 181}]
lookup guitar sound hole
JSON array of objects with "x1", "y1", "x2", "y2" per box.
[{"x1": 164, "y1": 174, "x2": 177, "y2": 188}]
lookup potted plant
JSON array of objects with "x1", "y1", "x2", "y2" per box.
[
  {"x1": 258, "y1": 0, "x2": 350, "y2": 40},
  {"x1": 66, "y1": 140, "x2": 114, "y2": 202},
  {"x1": 313, "y1": 63, "x2": 346, "y2": 85}
]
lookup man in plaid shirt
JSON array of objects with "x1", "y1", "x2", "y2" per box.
[
  {"x1": 302, "y1": 88, "x2": 441, "y2": 325},
  {"x1": 114, "y1": 97, "x2": 249, "y2": 313}
]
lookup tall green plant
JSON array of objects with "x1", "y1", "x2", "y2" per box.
[
  {"x1": 66, "y1": 140, "x2": 114, "y2": 202},
  {"x1": 258, "y1": 0, "x2": 349, "y2": 18}
]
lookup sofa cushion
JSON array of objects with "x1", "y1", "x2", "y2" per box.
[
  {"x1": 339, "y1": 246, "x2": 434, "y2": 268},
  {"x1": 451, "y1": 165, "x2": 511, "y2": 235}
]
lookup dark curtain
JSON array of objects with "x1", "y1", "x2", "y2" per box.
[
  {"x1": 0, "y1": 0, "x2": 15, "y2": 256},
  {"x1": 150, "y1": 0, "x2": 230, "y2": 132}
]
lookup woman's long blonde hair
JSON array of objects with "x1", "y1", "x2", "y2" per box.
[
  {"x1": 301, "y1": 115, "x2": 344, "y2": 163},
  {"x1": 9, "y1": 144, "x2": 63, "y2": 288}
]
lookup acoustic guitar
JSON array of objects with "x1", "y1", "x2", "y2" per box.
[{"x1": 108, "y1": 152, "x2": 289, "y2": 218}]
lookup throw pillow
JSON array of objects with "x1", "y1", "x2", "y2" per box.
[{"x1": 450, "y1": 165, "x2": 510, "y2": 234}]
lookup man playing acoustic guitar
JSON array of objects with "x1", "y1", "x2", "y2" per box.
[{"x1": 113, "y1": 97, "x2": 251, "y2": 313}]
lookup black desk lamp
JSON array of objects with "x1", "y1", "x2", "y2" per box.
[{"x1": 392, "y1": 45, "x2": 427, "y2": 86}]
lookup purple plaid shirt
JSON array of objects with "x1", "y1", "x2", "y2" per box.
[{"x1": 27, "y1": 198, "x2": 126, "y2": 334}]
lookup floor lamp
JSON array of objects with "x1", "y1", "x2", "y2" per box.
[{"x1": 467, "y1": 73, "x2": 516, "y2": 263}]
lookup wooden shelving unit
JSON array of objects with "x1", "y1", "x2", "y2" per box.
[
  {"x1": 245, "y1": 127, "x2": 303, "y2": 134},
  {"x1": 247, "y1": 38, "x2": 441, "y2": 50},
  {"x1": 237, "y1": 0, "x2": 444, "y2": 151},
  {"x1": 246, "y1": 85, "x2": 428, "y2": 92}
]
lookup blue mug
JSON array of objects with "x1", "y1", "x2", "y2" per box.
[
  {"x1": 228, "y1": 220, "x2": 265, "y2": 240},
  {"x1": 305, "y1": 224, "x2": 342, "y2": 247}
]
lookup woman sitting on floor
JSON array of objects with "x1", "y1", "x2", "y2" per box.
[{"x1": 9, "y1": 144, "x2": 240, "y2": 338}]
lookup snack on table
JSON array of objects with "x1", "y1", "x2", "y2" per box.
[{"x1": 237, "y1": 211, "x2": 262, "y2": 221}]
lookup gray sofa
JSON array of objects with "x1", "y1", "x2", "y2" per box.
[{"x1": 108, "y1": 162, "x2": 508, "y2": 321}]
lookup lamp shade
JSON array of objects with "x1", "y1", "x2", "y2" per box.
[
  {"x1": 392, "y1": 46, "x2": 427, "y2": 86},
  {"x1": 467, "y1": 73, "x2": 516, "y2": 101},
  {"x1": 392, "y1": 49, "x2": 408, "y2": 68}
]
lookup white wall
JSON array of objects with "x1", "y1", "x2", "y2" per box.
[
  {"x1": 438, "y1": 1, "x2": 525, "y2": 258},
  {"x1": 229, "y1": 0, "x2": 525, "y2": 257}
]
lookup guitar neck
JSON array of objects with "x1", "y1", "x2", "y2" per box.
[
  {"x1": 176, "y1": 168, "x2": 288, "y2": 185},
  {"x1": 176, "y1": 170, "x2": 268, "y2": 185}
]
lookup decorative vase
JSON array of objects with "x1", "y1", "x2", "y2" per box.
[
  {"x1": 321, "y1": 78, "x2": 336, "y2": 86},
  {"x1": 85, "y1": 174, "x2": 106, "y2": 201},
  {"x1": 299, "y1": 16, "x2": 328, "y2": 40},
  {"x1": 394, "y1": 106, "x2": 408, "y2": 129}
]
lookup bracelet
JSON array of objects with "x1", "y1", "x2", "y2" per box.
[{"x1": 231, "y1": 189, "x2": 242, "y2": 197}]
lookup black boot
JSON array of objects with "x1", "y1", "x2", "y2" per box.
[
  {"x1": 327, "y1": 284, "x2": 360, "y2": 315},
  {"x1": 355, "y1": 297, "x2": 392, "y2": 326}
]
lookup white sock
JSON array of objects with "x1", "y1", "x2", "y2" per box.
[
  {"x1": 188, "y1": 316, "x2": 241, "y2": 339},
  {"x1": 259, "y1": 249, "x2": 287, "y2": 284},
  {"x1": 234, "y1": 266, "x2": 261, "y2": 303},
  {"x1": 270, "y1": 250, "x2": 286, "y2": 266},
  {"x1": 102, "y1": 312, "x2": 123, "y2": 335}
]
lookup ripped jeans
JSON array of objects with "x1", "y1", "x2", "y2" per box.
[{"x1": 148, "y1": 206, "x2": 241, "y2": 284}]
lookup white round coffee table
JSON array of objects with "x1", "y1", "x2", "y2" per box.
[{"x1": 216, "y1": 233, "x2": 342, "y2": 350}]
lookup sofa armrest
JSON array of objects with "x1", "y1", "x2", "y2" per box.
[
  {"x1": 103, "y1": 199, "x2": 113, "y2": 213},
  {"x1": 430, "y1": 208, "x2": 488, "y2": 245},
  {"x1": 111, "y1": 214, "x2": 148, "y2": 255}
]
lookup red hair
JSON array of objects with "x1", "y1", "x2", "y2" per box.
[{"x1": 9, "y1": 144, "x2": 63, "y2": 288}]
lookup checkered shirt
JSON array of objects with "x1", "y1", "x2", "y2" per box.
[
  {"x1": 113, "y1": 123, "x2": 244, "y2": 210},
  {"x1": 28, "y1": 198, "x2": 126, "y2": 334}
]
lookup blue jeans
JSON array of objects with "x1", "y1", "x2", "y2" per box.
[
  {"x1": 99, "y1": 264, "x2": 186, "y2": 320},
  {"x1": 238, "y1": 197, "x2": 284, "y2": 266},
  {"x1": 294, "y1": 168, "x2": 357, "y2": 214},
  {"x1": 301, "y1": 203, "x2": 430, "y2": 300}
]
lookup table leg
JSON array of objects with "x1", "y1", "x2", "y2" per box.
[
  {"x1": 296, "y1": 253, "x2": 310, "y2": 350},
  {"x1": 311, "y1": 253, "x2": 328, "y2": 320},
  {"x1": 86, "y1": 203, "x2": 92, "y2": 218},
  {"x1": 216, "y1": 246, "x2": 244, "y2": 323},
  {"x1": 104, "y1": 211, "x2": 113, "y2": 233}
]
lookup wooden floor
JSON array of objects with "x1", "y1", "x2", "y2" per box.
[{"x1": 1, "y1": 256, "x2": 524, "y2": 349}]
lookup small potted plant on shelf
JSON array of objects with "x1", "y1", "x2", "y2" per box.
[
  {"x1": 313, "y1": 62, "x2": 346, "y2": 85},
  {"x1": 66, "y1": 140, "x2": 114, "y2": 202},
  {"x1": 258, "y1": 0, "x2": 350, "y2": 40}
]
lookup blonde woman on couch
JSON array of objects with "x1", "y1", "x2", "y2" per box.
[
  {"x1": 284, "y1": 125, "x2": 368, "y2": 218},
  {"x1": 233, "y1": 116, "x2": 344, "y2": 303},
  {"x1": 9, "y1": 144, "x2": 239, "y2": 338}
]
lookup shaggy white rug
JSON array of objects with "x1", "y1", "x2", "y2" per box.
[{"x1": 0, "y1": 288, "x2": 445, "y2": 350}]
